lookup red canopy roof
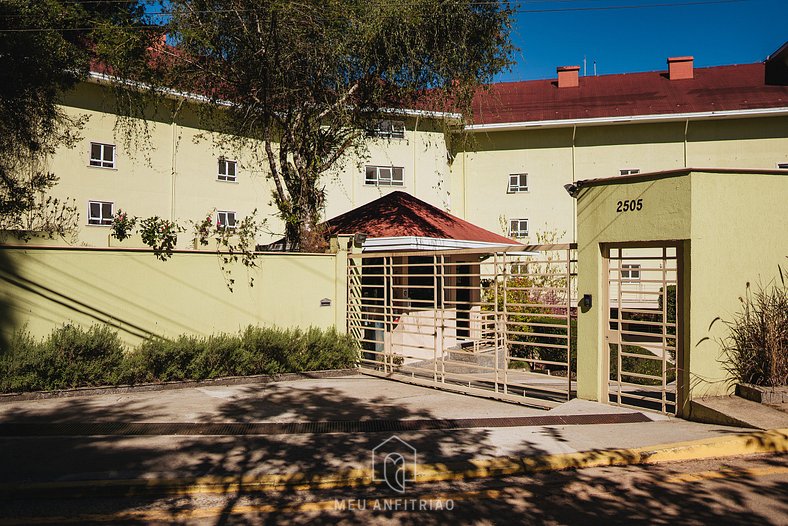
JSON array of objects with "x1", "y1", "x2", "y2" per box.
[
  {"x1": 324, "y1": 191, "x2": 518, "y2": 245},
  {"x1": 471, "y1": 62, "x2": 788, "y2": 125}
]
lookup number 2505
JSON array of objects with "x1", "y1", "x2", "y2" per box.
[{"x1": 616, "y1": 199, "x2": 643, "y2": 212}]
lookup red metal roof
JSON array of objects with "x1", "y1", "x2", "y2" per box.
[
  {"x1": 472, "y1": 63, "x2": 788, "y2": 125},
  {"x1": 324, "y1": 191, "x2": 518, "y2": 245}
]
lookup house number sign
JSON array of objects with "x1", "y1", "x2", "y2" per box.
[{"x1": 616, "y1": 199, "x2": 643, "y2": 213}]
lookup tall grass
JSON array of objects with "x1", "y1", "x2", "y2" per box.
[{"x1": 719, "y1": 267, "x2": 788, "y2": 388}]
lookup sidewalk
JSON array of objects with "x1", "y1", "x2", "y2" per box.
[{"x1": 0, "y1": 375, "x2": 783, "y2": 493}]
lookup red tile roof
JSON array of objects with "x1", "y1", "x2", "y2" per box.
[
  {"x1": 471, "y1": 62, "x2": 788, "y2": 125},
  {"x1": 324, "y1": 191, "x2": 518, "y2": 245}
]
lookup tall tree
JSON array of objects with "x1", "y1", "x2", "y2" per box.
[
  {"x1": 0, "y1": 0, "x2": 152, "y2": 236},
  {"x1": 157, "y1": 0, "x2": 514, "y2": 250}
]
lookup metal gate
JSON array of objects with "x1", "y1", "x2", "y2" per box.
[
  {"x1": 605, "y1": 244, "x2": 680, "y2": 414},
  {"x1": 347, "y1": 244, "x2": 577, "y2": 407}
]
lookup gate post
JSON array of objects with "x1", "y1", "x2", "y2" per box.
[
  {"x1": 331, "y1": 235, "x2": 353, "y2": 334},
  {"x1": 576, "y1": 242, "x2": 608, "y2": 403}
]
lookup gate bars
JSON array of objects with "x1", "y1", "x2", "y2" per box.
[
  {"x1": 606, "y1": 245, "x2": 679, "y2": 414},
  {"x1": 347, "y1": 244, "x2": 577, "y2": 407}
]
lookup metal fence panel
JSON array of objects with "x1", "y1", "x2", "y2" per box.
[{"x1": 347, "y1": 245, "x2": 577, "y2": 407}]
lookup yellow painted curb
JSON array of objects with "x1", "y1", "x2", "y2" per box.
[{"x1": 2, "y1": 428, "x2": 786, "y2": 497}]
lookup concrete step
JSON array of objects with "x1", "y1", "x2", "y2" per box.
[{"x1": 689, "y1": 395, "x2": 788, "y2": 429}]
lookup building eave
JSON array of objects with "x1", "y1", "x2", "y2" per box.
[
  {"x1": 89, "y1": 71, "x2": 459, "y2": 120},
  {"x1": 464, "y1": 106, "x2": 788, "y2": 132},
  {"x1": 361, "y1": 236, "x2": 524, "y2": 253}
]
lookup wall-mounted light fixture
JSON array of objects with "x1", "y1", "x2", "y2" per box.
[
  {"x1": 579, "y1": 294, "x2": 592, "y2": 310},
  {"x1": 353, "y1": 233, "x2": 367, "y2": 248}
]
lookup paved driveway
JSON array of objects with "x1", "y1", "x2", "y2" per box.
[{"x1": 0, "y1": 375, "x2": 740, "y2": 486}]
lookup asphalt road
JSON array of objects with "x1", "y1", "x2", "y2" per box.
[{"x1": 0, "y1": 454, "x2": 785, "y2": 525}]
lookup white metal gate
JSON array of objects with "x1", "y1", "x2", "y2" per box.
[
  {"x1": 347, "y1": 245, "x2": 577, "y2": 407},
  {"x1": 605, "y1": 244, "x2": 680, "y2": 414}
]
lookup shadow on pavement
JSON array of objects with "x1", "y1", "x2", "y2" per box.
[{"x1": 0, "y1": 383, "x2": 785, "y2": 525}]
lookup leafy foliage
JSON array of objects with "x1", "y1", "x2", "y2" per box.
[
  {"x1": 483, "y1": 235, "x2": 575, "y2": 373},
  {"x1": 0, "y1": 0, "x2": 151, "y2": 237},
  {"x1": 0, "y1": 324, "x2": 359, "y2": 393},
  {"x1": 192, "y1": 209, "x2": 267, "y2": 291},
  {"x1": 110, "y1": 209, "x2": 137, "y2": 241},
  {"x1": 718, "y1": 268, "x2": 788, "y2": 387},
  {"x1": 138, "y1": 216, "x2": 184, "y2": 261},
  {"x1": 114, "y1": 0, "x2": 515, "y2": 250},
  {"x1": 0, "y1": 325, "x2": 125, "y2": 392}
]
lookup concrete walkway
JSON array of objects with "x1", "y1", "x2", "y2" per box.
[{"x1": 0, "y1": 375, "x2": 755, "y2": 487}]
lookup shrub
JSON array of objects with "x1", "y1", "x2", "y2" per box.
[
  {"x1": 719, "y1": 270, "x2": 788, "y2": 387},
  {"x1": 0, "y1": 324, "x2": 125, "y2": 392},
  {"x1": 1, "y1": 324, "x2": 359, "y2": 393}
]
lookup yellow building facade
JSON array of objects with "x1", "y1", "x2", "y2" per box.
[{"x1": 41, "y1": 54, "x2": 788, "y2": 249}]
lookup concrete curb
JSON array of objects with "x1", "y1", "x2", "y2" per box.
[
  {"x1": 0, "y1": 369, "x2": 361, "y2": 403},
  {"x1": 2, "y1": 428, "x2": 786, "y2": 498}
]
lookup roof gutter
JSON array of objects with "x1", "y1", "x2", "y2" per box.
[
  {"x1": 89, "y1": 71, "x2": 460, "y2": 120},
  {"x1": 465, "y1": 106, "x2": 788, "y2": 132}
]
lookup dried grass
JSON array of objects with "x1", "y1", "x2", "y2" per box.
[{"x1": 719, "y1": 266, "x2": 788, "y2": 388}]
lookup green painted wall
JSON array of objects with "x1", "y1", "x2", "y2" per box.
[
  {"x1": 688, "y1": 172, "x2": 788, "y2": 396},
  {"x1": 0, "y1": 246, "x2": 344, "y2": 347},
  {"x1": 575, "y1": 169, "x2": 788, "y2": 408},
  {"x1": 575, "y1": 173, "x2": 692, "y2": 403}
]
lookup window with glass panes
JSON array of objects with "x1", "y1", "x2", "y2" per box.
[
  {"x1": 508, "y1": 173, "x2": 528, "y2": 193},
  {"x1": 89, "y1": 143, "x2": 115, "y2": 168},
  {"x1": 87, "y1": 201, "x2": 113, "y2": 225},
  {"x1": 374, "y1": 120, "x2": 405, "y2": 139},
  {"x1": 509, "y1": 218, "x2": 528, "y2": 238},
  {"x1": 218, "y1": 159, "x2": 237, "y2": 181},
  {"x1": 621, "y1": 263, "x2": 641, "y2": 282},
  {"x1": 365, "y1": 166, "x2": 404, "y2": 186},
  {"x1": 217, "y1": 210, "x2": 237, "y2": 229}
]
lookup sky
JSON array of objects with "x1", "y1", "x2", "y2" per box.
[{"x1": 497, "y1": 0, "x2": 787, "y2": 82}]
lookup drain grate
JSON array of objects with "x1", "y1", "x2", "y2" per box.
[{"x1": 0, "y1": 412, "x2": 650, "y2": 437}]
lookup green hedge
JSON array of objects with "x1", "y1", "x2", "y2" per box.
[{"x1": 0, "y1": 324, "x2": 359, "y2": 393}]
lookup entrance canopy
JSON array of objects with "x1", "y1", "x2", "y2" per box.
[{"x1": 324, "y1": 191, "x2": 521, "y2": 252}]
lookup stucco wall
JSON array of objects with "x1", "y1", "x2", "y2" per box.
[
  {"x1": 575, "y1": 172, "x2": 692, "y2": 404},
  {"x1": 48, "y1": 83, "x2": 453, "y2": 248},
  {"x1": 687, "y1": 171, "x2": 788, "y2": 396},
  {"x1": 575, "y1": 169, "x2": 788, "y2": 408},
  {"x1": 0, "y1": 245, "x2": 344, "y2": 347},
  {"x1": 453, "y1": 117, "x2": 788, "y2": 245}
]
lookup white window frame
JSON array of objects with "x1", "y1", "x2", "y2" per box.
[
  {"x1": 507, "y1": 173, "x2": 528, "y2": 193},
  {"x1": 365, "y1": 165, "x2": 405, "y2": 187},
  {"x1": 87, "y1": 200, "x2": 114, "y2": 226},
  {"x1": 89, "y1": 142, "x2": 116, "y2": 169},
  {"x1": 509, "y1": 218, "x2": 529, "y2": 238},
  {"x1": 620, "y1": 168, "x2": 640, "y2": 176},
  {"x1": 216, "y1": 210, "x2": 237, "y2": 230},
  {"x1": 374, "y1": 120, "x2": 405, "y2": 139},
  {"x1": 621, "y1": 263, "x2": 642, "y2": 283},
  {"x1": 218, "y1": 158, "x2": 238, "y2": 182},
  {"x1": 777, "y1": 162, "x2": 788, "y2": 169}
]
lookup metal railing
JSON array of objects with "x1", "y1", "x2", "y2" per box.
[{"x1": 347, "y1": 244, "x2": 577, "y2": 407}]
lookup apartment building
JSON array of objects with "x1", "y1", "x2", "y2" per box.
[
  {"x1": 44, "y1": 43, "x2": 788, "y2": 248},
  {"x1": 452, "y1": 48, "x2": 788, "y2": 243}
]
